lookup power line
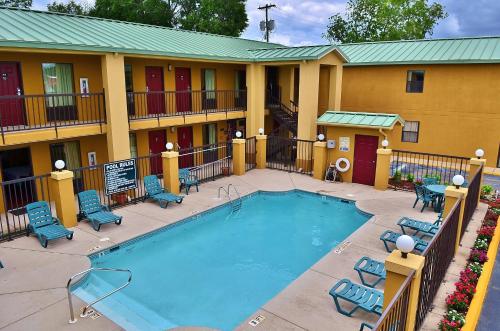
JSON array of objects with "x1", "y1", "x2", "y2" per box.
[{"x1": 258, "y1": 3, "x2": 276, "y2": 42}]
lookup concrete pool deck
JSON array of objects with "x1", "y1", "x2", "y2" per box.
[{"x1": 0, "y1": 169, "x2": 487, "y2": 331}]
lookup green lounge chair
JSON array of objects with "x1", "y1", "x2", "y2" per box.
[
  {"x1": 354, "y1": 257, "x2": 386, "y2": 288},
  {"x1": 413, "y1": 185, "x2": 437, "y2": 212},
  {"x1": 380, "y1": 230, "x2": 428, "y2": 253},
  {"x1": 179, "y1": 168, "x2": 199, "y2": 195},
  {"x1": 26, "y1": 201, "x2": 73, "y2": 248},
  {"x1": 78, "y1": 190, "x2": 122, "y2": 231},
  {"x1": 329, "y1": 278, "x2": 383, "y2": 317},
  {"x1": 360, "y1": 323, "x2": 373, "y2": 331},
  {"x1": 144, "y1": 175, "x2": 183, "y2": 208},
  {"x1": 397, "y1": 217, "x2": 441, "y2": 238}
]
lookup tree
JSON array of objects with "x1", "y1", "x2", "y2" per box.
[
  {"x1": 324, "y1": 0, "x2": 447, "y2": 43},
  {"x1": 47, "y1": 1, "x2": 90, "y2": 15},
  {"x1": 0, "y1": 0, "x2": 32, "y2": 8},
  {"x1": 179, "y1": 0, "x2": 248, "y2": 37}
]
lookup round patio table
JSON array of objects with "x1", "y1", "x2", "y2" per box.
[{"x1": 426, "y1": 184, "x2": 447, "y2": 212}]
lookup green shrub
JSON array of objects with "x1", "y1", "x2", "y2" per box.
[
  {"x1": 393, "y1": 170, "x2": 402, "y2": 183},
  {"x1": 406, "y1": 173, "x2": 415, "y2": 183},
  {"x1": 481, "y1": 185, "x2": 494, "y2": 198}
]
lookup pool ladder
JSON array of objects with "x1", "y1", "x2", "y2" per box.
[
  {"x1": 66, "y1": 267, "x2": 132, "y2": 324},
  {"x1": 218, "y1": 184, "x2": 242, "y2": 213}
]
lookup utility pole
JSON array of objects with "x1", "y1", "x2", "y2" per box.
[{"x1": 258, "y1": 3, "x2": 276, "y2": 42}]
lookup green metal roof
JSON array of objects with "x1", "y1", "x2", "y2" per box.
[
  {"x1": 317, "y1": 111, "x2": 404, "y2": 129},
  {"x1": 0, "y1": 7, "x2": 283, "y2": 61},
  {"x1": 248, "y1": 45, "x2": 348, "y2": 62},
  {"x1": 338, "y1": 37, "x2": 500, "y2": 65}
]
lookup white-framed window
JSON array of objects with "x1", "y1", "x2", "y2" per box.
[
  {"x1": 406, "y1": 70, "x2": 425, "y2": 93},
  {"x1": 402, "y1": 121, "x2": 420, "y2": 143}
]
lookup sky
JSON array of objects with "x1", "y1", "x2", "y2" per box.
[{"x1": 31, "y1": 0, "x2": 500, "y2": 46}]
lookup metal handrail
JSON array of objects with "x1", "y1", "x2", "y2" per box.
[
  {"x1": 66, "y1": 267, "x2": 132, "y2": 324},
  {"x1": 218, "y1": 184, "x2": 242, "y2": 211}
]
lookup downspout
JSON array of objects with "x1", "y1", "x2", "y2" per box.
[{"x1": 378, "y1": 128, "x2": 387, "y2": 140}]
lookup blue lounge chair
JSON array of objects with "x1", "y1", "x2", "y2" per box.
[
  {"x1": 380, "y1": 230, "x2": 428, "y2": 253},
  {"x1": 360, "y1": 323, "x2": 373, "y2": 331},
  {"x1": 397, "y1": 217, "x2": 441, "y2": 238},
  {"x1": 78, "y1": 190, "x2": 122, "y2": 231},
  {"x1": 144, "y1": 175, "x2": 183, "y2": 208},
  {"x1": 413, "y1": 185, "x2": 437, "y2": 212},
  {"x1": 179, "y1": 168, "x2": 199, "y2": 195},
  {"x1": 26, "y1": 201, "x2": 73, "y2": 248},
  {"x1": 329, "y1": 278, "x2": 383, "y2": 317},
  {"x1": 354, "y1": 257, "x2": 386, "y2": 288}
]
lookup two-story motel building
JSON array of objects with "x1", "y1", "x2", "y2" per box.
[{"x1": 0, "y1": 7, "x2": 499, "y2": 197}]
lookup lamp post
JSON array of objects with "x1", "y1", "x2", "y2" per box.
[
  {"x1": 396, "y1": 235, "x2": 416, "y2": 258},
  {"x1": 165, "y1": 142, "x2": 174, "y2": 151},
  {"x1": 258, "y1": 128, "x2": 264, "y2": 135},
  {"x1": 452, "y1": 174, "x2": 465, "y2": 189},
  {"x1": 317, "y1": 133, "x2": 325, "y2": 141},
  {"x1": 475, "y1": 148, "x2": 484, "y2": 159},
  {"x1": 381, "y1": 139, "x2": 389, "y2": 149},
  {"x1": 235, "y1": 131, "x2": 242, "y2": 138}
]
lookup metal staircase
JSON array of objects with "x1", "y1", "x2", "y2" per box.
[
  {"x1": 218, "y1": 184, "x2": 242, "y2": 213},
  {"x1": 266, "y1": 92, "x2": 298, "y2": 136}
]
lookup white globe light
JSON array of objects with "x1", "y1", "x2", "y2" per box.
[
  {"x1": 318, "y1": 134, "x2": 325, "y2": 141},
  {"x1": 165, "y1": 142, "x2": 174, "y2": 151},
  {"x1": 475, "y1": 149, "x2": 484, "y2": 158},
  {"x1": 396, "y1": 235, "x2": 415, "y2": 257},
  {"x1": 258, "y1": 128, "x2": 264, "y2": 135},
  {"x1": 55, "y1": 160, "x2": 65, "y2": 170},
  {"x1": 453, "y1": 174, "x2": 465, "y2": 188},
  {"x1": 235, "y1": 131, "x2": 242, "y2": 138},
  {"x1": 382, "y1": 139, "x2": 389, "y2": 148}
]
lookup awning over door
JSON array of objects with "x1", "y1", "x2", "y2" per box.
[{"x1": 317, "y1": 111, "x2": 404, "y2": 130}]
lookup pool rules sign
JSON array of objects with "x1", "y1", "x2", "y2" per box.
[{"x1": 104, "y1": 159, "x2": 137, "y2": 195}]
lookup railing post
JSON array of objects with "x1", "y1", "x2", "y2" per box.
[
  {"x1": 374, "y1": 148, "x2": 392, "y2": 190},
  {"x1": 256, "y1": 134, "x2": 267, "y2": 169},
  {"x1": 312, "y1": 141, "x2": 327, "y2": 180},
  {"x1": 50, "y1": 170, "x2": 77, "y2": 228},
  {"x1": 162, "y1": 151, "x2": 180, "y2": 195},
  {"x1": 384, "y1": 251, "x2": 425, "y2": 331},
  {"x1": 232, "y1": 138, "x2": 246, "y2": 176},
  {"x1": 469, "y1": 157, "x2": 486, "y2": 206},
  {"x1": 443, "y1": 186, "x2": 468, "y2": 254}
]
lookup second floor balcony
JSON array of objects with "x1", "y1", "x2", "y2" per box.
[{"x1": 127, "y1": 89, "x2": 247, "y2": 121}]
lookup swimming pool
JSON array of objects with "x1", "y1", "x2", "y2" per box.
[{"x1": 74, "y1": 190, "x2": 371, "y2": 330}]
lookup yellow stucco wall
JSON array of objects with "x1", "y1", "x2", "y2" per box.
[
  {"x1": 341, "y1": 64, "x2": 500, "y2": 167},
  {"x1": 0, "y1": 51, "x2": 105, "y2": 126}
]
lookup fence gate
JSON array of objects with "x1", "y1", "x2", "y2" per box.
[
  {"x1": 245, "y1": 136, "x2": 256, "y2": 171},
  {"x1": 0, "y1": 174, "x2": 52, "y2": 241},
  {"x1": 266, "y1": 136, "x2": 314, "y2": 175}
]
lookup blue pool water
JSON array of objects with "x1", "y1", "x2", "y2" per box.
[{"x1": 74, "y1": 190, "x2": 370, "y2": 330}]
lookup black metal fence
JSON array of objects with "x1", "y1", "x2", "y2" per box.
[
  {"x1": 266, "y1": 136, "x2": 314, "y2": 175},
  {"x1": 462, "y1": 164, "x2": 483, "y2": 240},
  {"x1": 0, "y1": 174, "x2": 52, "y2": 241},
  {"x1": 127, "y1": 90, "x2": 246, "y2": 120},
  {"x1": 179, "y1": 142, "x2": 233, "y2": 183},
  {"x1": 0, "y1": 92, "x2": 105, "y2": 138},
  {"x1": 373, "y1": 270, "x2": 415, "y2": 331},
  {"x1": 245, "y1": 136, "x2": 256, "y2": 171},
  {"x1": 415, "y1": 199, "x2": 461, "y2": 329},
  {"x1": 390, "y1": 150, "x2": 469, "y2": 191}
]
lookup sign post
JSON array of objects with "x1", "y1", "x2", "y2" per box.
[{"x1": 104, "y1": 159, "x2": 137, "y2": 196}]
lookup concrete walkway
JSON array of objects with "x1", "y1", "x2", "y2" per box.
[{"x1": 0, "y1": 170, "x2": 485, "y2": 331}]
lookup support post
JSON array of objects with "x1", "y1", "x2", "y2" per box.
[
  {"x1": 374, "y1": 148, "x2": 392, "y2": 190},
  {"x1": 246, "y1": 64, "x2": 266, "y2": 137},
  {"x1": 313, "y1": 141, "x2": 327, "y2": 180},
  {"x1": 328, "y1": 65, "x2": 343, "y2": 110},
  {"x1": 384, "y1": 251, "x2": 425, "y2": 331},
  {"x1": 101, "y1": 53, "x2": 131, "y2": 161},
  {"x1": 50, "y1": 170, "x2": 77, "y2": 228},
  {"x1": 232, "y1": 139, "x2": 246, "y2": 176},
  {"x1": 256, "y1": 135, "x2": 267, "y2": 169},
  {"x1": 443, "y1": 186, "x2": 468, "y2": 254},
  {"x1": 162, "y1": 151, "x2": 180, "y2": 195},
  {"x1": 297, "y1": 61, "x2": 320, "y2": 140},
  {"x1": 469, "y1": 158, "x2": 486, "y2": 205}
]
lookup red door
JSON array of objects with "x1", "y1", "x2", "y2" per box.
[
  {"x1": 0, "y1": 63, "x2": 25, "y2": 127},
  {"x1": 352, "y1": 135, "x2": 379, "y2": 186},
  {"x1": 145, "y1": 67, "x2": 165, "y2": 115},
  {"x1": 148, "y1": 130, "x2": 166, "y2": 175},
  {"x1": 175, "y1": 68, "x2": 191, "y2": 113},
  {"x1": 178, "y1": 126, "x2": 194, "y2": 168}
]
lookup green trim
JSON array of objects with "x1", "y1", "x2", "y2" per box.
[{"x1": 317, "y1": 111, "x2": 405, "y2": 130}]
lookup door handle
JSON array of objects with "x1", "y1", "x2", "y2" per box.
[
  {"x1": 16, "y1": 87, "x2": 22, "y2": 96},
  {"x1": 146, "y1": 86, "x2": 150, "y2": 92}
]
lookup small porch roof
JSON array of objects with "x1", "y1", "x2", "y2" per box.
[{"x1": 317, "y1": 111, "x2": 404, "y2": 130}]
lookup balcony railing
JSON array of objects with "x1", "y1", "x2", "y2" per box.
[
  {"x1": 127, "y1": 89, "x2": 247, "y2": 120},
  {"x1": 0, "y1": 92, "x2": 106, "y2": 138}
]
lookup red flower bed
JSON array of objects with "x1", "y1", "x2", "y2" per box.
[{"x1": 439, "y1": 205, "x2": 499, "y2": 330}]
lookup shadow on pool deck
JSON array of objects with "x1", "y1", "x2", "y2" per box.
[{"x1": 0, "y1": 169, "x2": 485, "y2": 331}]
